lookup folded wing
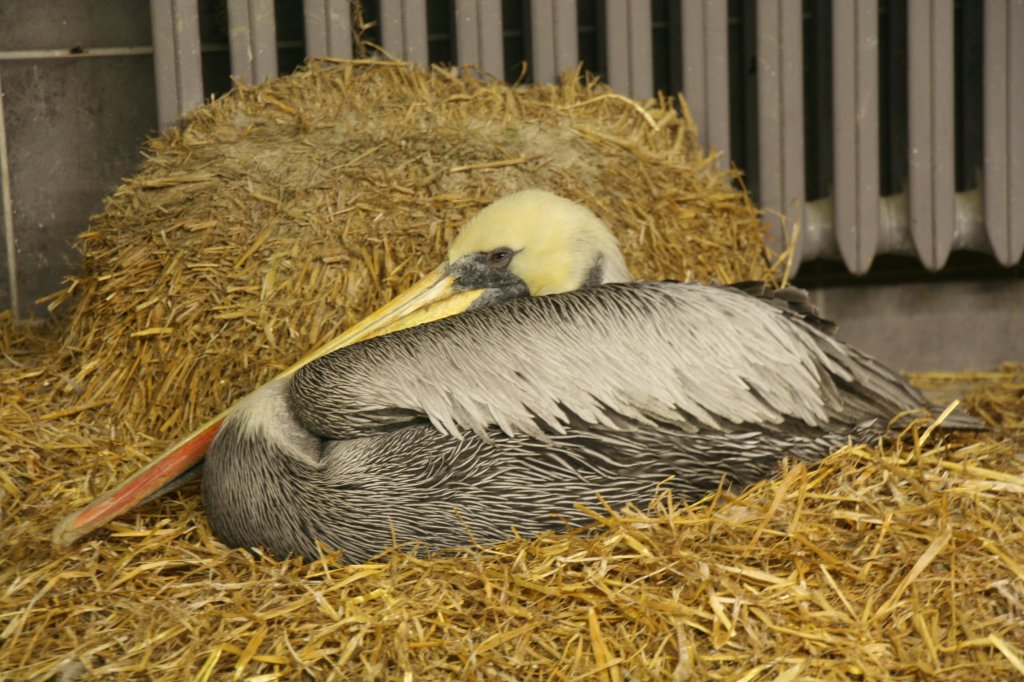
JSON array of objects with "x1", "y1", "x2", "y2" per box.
[{"x1": 290, "y1": 282, "x2": 928, "y2": 441}]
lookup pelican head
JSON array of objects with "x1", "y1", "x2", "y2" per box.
[
  {"x1": 447, "y1": 190, "x2": 633, "y2": 298},
  {"x1": 299, "y1": 190, "x2": 635, "y2": 338}
]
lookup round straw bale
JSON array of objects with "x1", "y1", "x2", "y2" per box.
[{"x1": 52, "y1": 60, "x2": 770, "y2": 435}]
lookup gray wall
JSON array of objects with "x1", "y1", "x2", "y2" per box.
[
  {"x1": 812, "y1": 279, "x2": 1023, "y2": 373},
  {"x1": 0, "y1": 0, "x2": 157, "y2": 314}
]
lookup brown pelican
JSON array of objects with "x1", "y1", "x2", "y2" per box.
[{"x1": 53, "y1": 190, "x2": 969, "y2": 563}]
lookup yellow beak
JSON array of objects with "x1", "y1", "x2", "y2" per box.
[{"x1": 52, "y1": 265, "x2": 481, "y2": 548}]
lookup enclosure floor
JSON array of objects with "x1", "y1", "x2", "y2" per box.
[{"x1": 3, "y1": 347, "x2": 1022, "y2": 679}]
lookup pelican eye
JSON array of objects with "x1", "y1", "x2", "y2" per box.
[{"x1": 485, "y1": 247, "x2": 515, "y2": 269}]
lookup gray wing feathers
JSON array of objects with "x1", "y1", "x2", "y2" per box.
[{"x1": 292, "y1": 282, "x2": 925, "y2": 441}]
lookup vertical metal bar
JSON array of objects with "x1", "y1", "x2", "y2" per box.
[
  {"x1": 756, "y1": 0, "x2": 805, "y2": 271},
  {"x1": 380, "y1": 0, "x2": 429, "y2": 67},
  {"x1": 380, "y1": 0, "x2": 405, "y2": 60},
  {"x1": 304, "y1": 0, "x2": 327, "y2": 57},
  {"x1": 553, "y1": 2, "x2": 579, "y2": 79},
  {"x1": 303, "y1": 0, "x2": 353, "y2": 59},
  {"x1": 605, "y1": 1, "x2": 630, "y2": 91},
  {"x1": 706, "y1": 0, "x2": 730, "y2": 165},
  {"x1": 0, "y1": 71, "x2": 18, "y2": 317},
  {"x1": 529, "y1": 0, "x2": 554, "y2": 81},
  {"x1": 605, "y1": 0, "x2": 652, "y2": 99},
  {"x1": 530, "y1": 0, "x2": 578, "y2": 83},
  {"x1": 150, "y1": 0, "x2": 203, "y2": 130},
  {"x1": 629, "y1": 1, "x2": 653, "y2": 99},
  {"x1": 227, "y1": 0, "x2": 280, "y2": 84},
  {"x1": 479, "y1": 0, "x2": 505, "y2": 74},
  {"x1": 455, "y1": 0, "x2": 504, "y2": 75},
  {"x1": 682, "y1": 0, "x2": 730, "y2": 168},
  {"x1": 403, "y1": 0, "x2": 428, "y2": 66},
  {"x1": 455, "y1": 0, "x2": 479, "y2": 67},
  {"x1": 832, "y1": 0, "x2": 880, "y2": 274},
  {"x1": 907, "y1": 0, "x2": 954, "y2": 271},
  {"x1": 983, "y1": 0, "x2": 1024, "y2": 266}
]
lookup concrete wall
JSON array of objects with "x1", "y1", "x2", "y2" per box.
[
  {"x1": 0, "y1": 0, "x2": 157, "y2": 315},
  {"x1": 811, "y1": 278, "x2": 1023, "y2": 373}
]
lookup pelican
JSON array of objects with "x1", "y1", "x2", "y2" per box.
[{"x1": 53, "y1": 190, "x2": 971, "y2": 562}]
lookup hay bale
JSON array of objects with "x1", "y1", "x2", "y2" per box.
[
  {"x1": 2, "y1": 60, "x2": 1022, "y2": 679},
  {"x1": 48, "y1": 60, "x2": 768, "y2": 442},
  {"x1": 22, "y1": 59, "x2": 769, "y2": 511}
]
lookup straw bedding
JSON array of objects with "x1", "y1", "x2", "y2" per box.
[{"x1": 2, "y1": 61, "x2": 1022, "y2": 680}]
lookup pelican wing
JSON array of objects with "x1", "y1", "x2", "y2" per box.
[{"x1": 291, "y1": 282, "x2": 925, "y2": 441}]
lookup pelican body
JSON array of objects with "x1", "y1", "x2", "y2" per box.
[{"x1": 54, "y1": 190, "x2": 964, "y2": 563}]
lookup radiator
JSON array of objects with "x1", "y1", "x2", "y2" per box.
[{"x1": 3, "y1": 0, "x2": 1020, "y2": 318}]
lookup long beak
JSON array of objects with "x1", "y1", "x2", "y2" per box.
[{"x1": 53, "y1": 264, "x2": 481, "y2": 547}]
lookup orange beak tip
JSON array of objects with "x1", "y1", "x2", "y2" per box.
[
  {"x1": 51, "y1": 508, "x2": 89, "y2": 548},
  {"x1": 50, "y1": 417, "x2": 223, "y2": 548},
  {"x1": 51, "y1": 516, "x2": 73, "y2": 548}
]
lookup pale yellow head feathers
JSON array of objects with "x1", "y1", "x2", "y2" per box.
[{"x1": 447, "y1": 190, "x2": 632, "y2": 295}]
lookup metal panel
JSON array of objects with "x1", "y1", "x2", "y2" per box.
[
  {"x1": 529, "y1": 0, "x2": 578, "y2": 83},
  {"x1": 831, "y1": 0, "x2": 880, "y2": 274},
  {"x1": 605, "y1": 0, "x2": 653, "y2": 100},
  {"x1": 983, "y1": 0, "x2": 1024, "y2": 267},
  {"x1": 681, "y1": 0, "x2": 730, "y2": 169},
  {"x1": 756, "y1": 0, "x2": 805, "y2": 271},
  {"x1": 149, "y1": 0, "x2": 203, "y2": 130},
  {"x1": 303, "y1": 0, "x2": 353, "y2": 59},
  {"x1": 455, "y1": 0, "x2": 504, "y2": 75},
  {"x1": 227, "y1": 0, "x2": 279, "y2": 84},
  {"x1": 380, "y1": 0, "x2": 429, "y2": 67},
  {"x1": 907, "y1": 0, "x2": 954, "y2": 271},
  {"x1": 0, "y1": 56, "x2": 156, "y2": 317},
  {"x1": 811, "y1": 279, "x2": 1024, "y2": 372}
]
